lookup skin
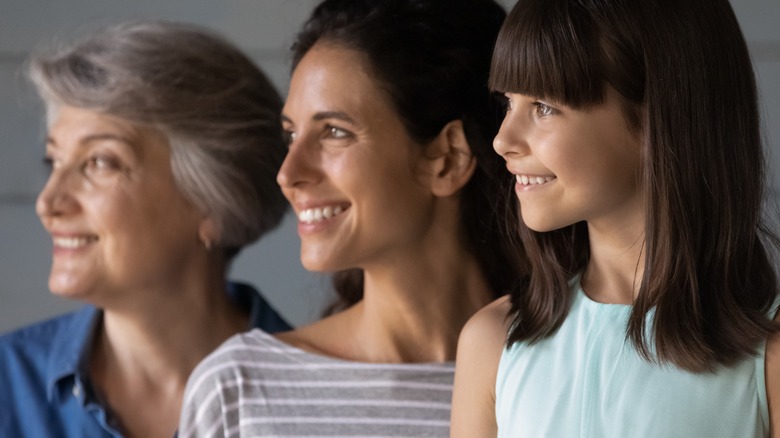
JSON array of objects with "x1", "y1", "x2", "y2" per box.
[
  {"x1": 767, "y1": 327, "x2": 780, "y2": 437},
  {"x1": 275, "y1": 42, "x2": 493, "y2": 363},
  {"x1": 451, "y1": 88, "x2": 645, "y2": 436},
  {"x1": 38, "y1": 106, "x2": 249, "y2": 437},
  {"x1": 451, "y1": 86, "x2": 780, "y2": 436}
]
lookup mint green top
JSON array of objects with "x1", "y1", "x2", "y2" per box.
[{"x1": 496, "y1": 275, "x2": 771, "y2": 438}]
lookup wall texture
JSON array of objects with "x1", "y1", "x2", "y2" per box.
[{"x1": 0, "y1": 0, "x2": 778, "y2": 333}]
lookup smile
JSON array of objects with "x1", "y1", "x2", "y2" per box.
[
  {"x1": 298, "y1": 205, "x2": 346, "y2": 224},
  {"x1": 516, "y1": 175, "x2": 556, "y2": 186},
  {"x1": 53, "y1": 236, "x2": 97, "y2": 249}
]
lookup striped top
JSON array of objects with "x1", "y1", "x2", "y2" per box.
[{"x1": 178, "y1": 329, "x2": 455, "y2": 437}]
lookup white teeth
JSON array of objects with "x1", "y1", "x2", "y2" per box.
[
  {"x1": 299, "y1": 205, "x2": 345, "y2": 224},
  {"x1": 53, "y1": 236, "x2": 94, "y2": 249},
  {"x1": 515, "y1": 175, "x2": 555, "y2": 186}
]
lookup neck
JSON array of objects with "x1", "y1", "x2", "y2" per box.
[
  {"x1": 288, "y1": 246, "x2": 493, "y2": 364},
  {"x1": 88, "y1": 267, "x2": 248, "y2": 436},
  {"x1": 582, "y1": 215, "x2": 646, "y2": 304}
]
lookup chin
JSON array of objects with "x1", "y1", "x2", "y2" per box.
[
  {"x1": 300, "y1": 256, "x2": 334, "y2": 273},
  {"x1": 48, "y1": 276, "x2": 91, "y2": 301},
  {"x1": 520, "y1": 214, "x2": 572, "y2": 234}
]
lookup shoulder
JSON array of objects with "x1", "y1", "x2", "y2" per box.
[
  {"x1": 0, "y1": 309, "x2": 98, "y2": 435},
  {"x1": 191, "y1": 328, "x2": 284, "y2": 374},
  {"x1": 0, "y1": 308, "x2": 93, "y2": 369},
  {"x1": 451, "y1": 297, "x2": 511, "y2": 438},
  {"x1": 185, "y1": 328, "x2": 298, "y2": 397},
  {"x1": 180, "y1": 328, "x2": 319, "y2": 437},
  {"x1": 459, "y1": 296, "x2": 513, "y2": 352},
  {"x1": 455, "y1": 296, "x2": 512, "y2": 377}
]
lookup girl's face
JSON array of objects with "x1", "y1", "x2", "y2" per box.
[
  {"x1": 277, "y1": 43, "x2": 436, "y2": 273},
  {"x1": 493, "y1": 87, "x2": 643, "y2": 233},
  {"x1": 37, "y1": 106, "x2": 206, "y2": 306}
]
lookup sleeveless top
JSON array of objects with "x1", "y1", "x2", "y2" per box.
[
  {"x1": 178, "y1": 329, "x2": 455, "y2": 437},
  {"x1": 496, "y1": 275, "x2": 773, "y2": 438}
]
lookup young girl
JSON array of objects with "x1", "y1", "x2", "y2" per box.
[{"x1": 451, "y1": 0, "x2": 780, "y2": 436}]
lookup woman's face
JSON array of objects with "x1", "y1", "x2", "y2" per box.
[
  {"x1": 278, "y1": 43, "x2": 436, "y2": 273},
  {"x1": 493, "y1": 87, "x2": 644, "y2": 234},
  {"x1": 36, "y1": 106, "x2": 205, "y2": 305}
]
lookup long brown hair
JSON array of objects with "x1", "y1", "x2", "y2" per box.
[
  {"x1": 291, "y1": 0, "x2": 521, "y2": 315},
  {"x1": 491, "y1": 0, "x2": 780, "y2": 372}
]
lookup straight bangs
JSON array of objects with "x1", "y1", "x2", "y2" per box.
[{"x1": 489, "y1": 0, "x2": 604, "y2": 108}]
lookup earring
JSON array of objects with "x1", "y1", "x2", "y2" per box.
[{"x1": 202, "y1": 238, "x2": 212, "y2": 251}]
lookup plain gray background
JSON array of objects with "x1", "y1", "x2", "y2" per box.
[{"x1": 1, "y1": 0, "x2": 778, "y2": 333}]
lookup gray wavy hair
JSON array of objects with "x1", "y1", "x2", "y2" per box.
[{"x1": 28, "y1": 20, "x2": 288, "y2": 258}]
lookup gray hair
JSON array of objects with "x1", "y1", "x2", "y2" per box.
[{"x1": 28, "y1": 20, "x2": 288, "y2": 257}]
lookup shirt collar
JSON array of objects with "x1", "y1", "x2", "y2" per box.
[{"x1": 45, "y1": 306, "x2": 101, "y2": 402}]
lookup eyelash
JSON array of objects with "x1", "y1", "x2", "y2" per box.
[
  {"x1": 87, "y1": 155, "x2": 119, "y2": 171},
  {"x1": 282, "y1": 128, "x2": 296, "y2": 145},
  {"x1": 41, "y1": 154, "x2": 121, "y2": 175},
  {"x1": 281, "y1": 124, "x2": 355, "y2": 147},
  {"x1": 497, "y1": 93, "x2": 558, "y2": 118},
  {"x1": 533, "y1": 102, "x2": 556, "y2": 117},
  {"x1": 496, "y1": 94, "x2": 512, "y2": 112},
  {"x1": 42, "y1": 156, "x2": 54, "y2": 172},
  {"x1": 325, "y1": 125, "x2": 352, "y2": 139}
]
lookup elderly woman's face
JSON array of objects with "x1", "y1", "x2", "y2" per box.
[
  {"x1": 36, "y1": 106, "x2": 205, "y2": 305},
  {"x1": 277, "y1": 43, "x2": 436, "y2": 273}
]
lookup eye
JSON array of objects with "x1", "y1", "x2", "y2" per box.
[
  {"x1": 533, "y1": 101, "x2": 556, "y2": 117},
  {"x1": 325, "y1": 125, "x2": 352, "y2": 139},
  {"x1": 85, "y1": 154, "x2": 121, "y2": 173},
  {"x1": 282, "y1": 128, "x2": 297, "y2": 145},
  {"x1": 42, "y1": 156, "x2": 55, "y2": 173},
  {"x1": 494, "y1": 93, "x2": 512, "y2": 113}
]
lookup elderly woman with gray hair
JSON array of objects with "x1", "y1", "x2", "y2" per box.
[{"x1": 0, "y1": 21, "x2": 290, "y2": 437}]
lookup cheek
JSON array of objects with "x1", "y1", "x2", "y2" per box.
[{"x1": 85, "y1": 192, "x2": 129, "y2": 232}]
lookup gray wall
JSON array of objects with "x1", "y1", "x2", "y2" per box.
[{"x1": 0, "y1": 0, "x2": 778, "y2": 333}]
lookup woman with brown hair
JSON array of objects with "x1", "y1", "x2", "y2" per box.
[{"x1": 179, "y1": 0, "x2": 517, "y2": 436}]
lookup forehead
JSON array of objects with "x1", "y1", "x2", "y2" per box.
[
  {"x1": 48, "y1": 106, "x2": 138, "y2": 140},
  {"x1": 46, "y1": 106, "x2": 171, "y2": 160},
  {"x1": 283, "y1": 43, "x2": 396, "y2": 122}
]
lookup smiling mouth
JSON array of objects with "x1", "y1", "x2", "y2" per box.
[
  {"x1": 516, "y1": 175, "x2": 556, "y2": 186},
  {"x1": 53, "y1": 236, "x2": 97, "y2": 249},
  {"x1": 298, "y1": 205, "x2": 347, "y2": 224}
]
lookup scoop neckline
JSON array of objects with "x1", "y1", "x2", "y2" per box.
[
  {"x1": 573, "y1": 273, "x2": 633, "y2": 310},
  {"x1": 251, "y1": 328, "x2": 456, "y2": 369}
]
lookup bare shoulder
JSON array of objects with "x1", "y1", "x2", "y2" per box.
[
  {"x1": 459, "y1": 295, "x2": 514, "y2": 350},
  {"x1": 765, "y1": 306, "x2": 780, "y2": 437},
  {"x1": 451, "y1": 296, "x2": 513, "y2": 438}
]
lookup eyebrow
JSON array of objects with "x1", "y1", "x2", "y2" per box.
[
  {"x1": 281, "y1": 111, "x2": 357, "y2": 125},
  {"x1": 46, "y1": 133, "x2": 137, "y2": 151}
]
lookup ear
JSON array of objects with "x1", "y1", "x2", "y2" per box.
[
  {"x1": 425, "y1": 120, "x2": 477, "y2": 197},
  {"x1": 198, "y1": 217, "x2": 220, "y2": 251}
]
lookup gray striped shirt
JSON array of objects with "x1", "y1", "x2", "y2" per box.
[{"x1": 178, "y1": 329, "x2": 455, "y2": 437}]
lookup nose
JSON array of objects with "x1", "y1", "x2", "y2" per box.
[
  {"x1": 276, "y1": 134, "x2": 322, "y2": 189},
  {"x1": 493, "y1": 113, "x2": 529, "y2": 159},
  {"x1": 36, "y1": 165, "x2": 78, "y2": 222}
]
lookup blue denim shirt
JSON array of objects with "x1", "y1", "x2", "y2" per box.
[{"x1": 0, "y1": 282, "x2": 291, "y2": 437}]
